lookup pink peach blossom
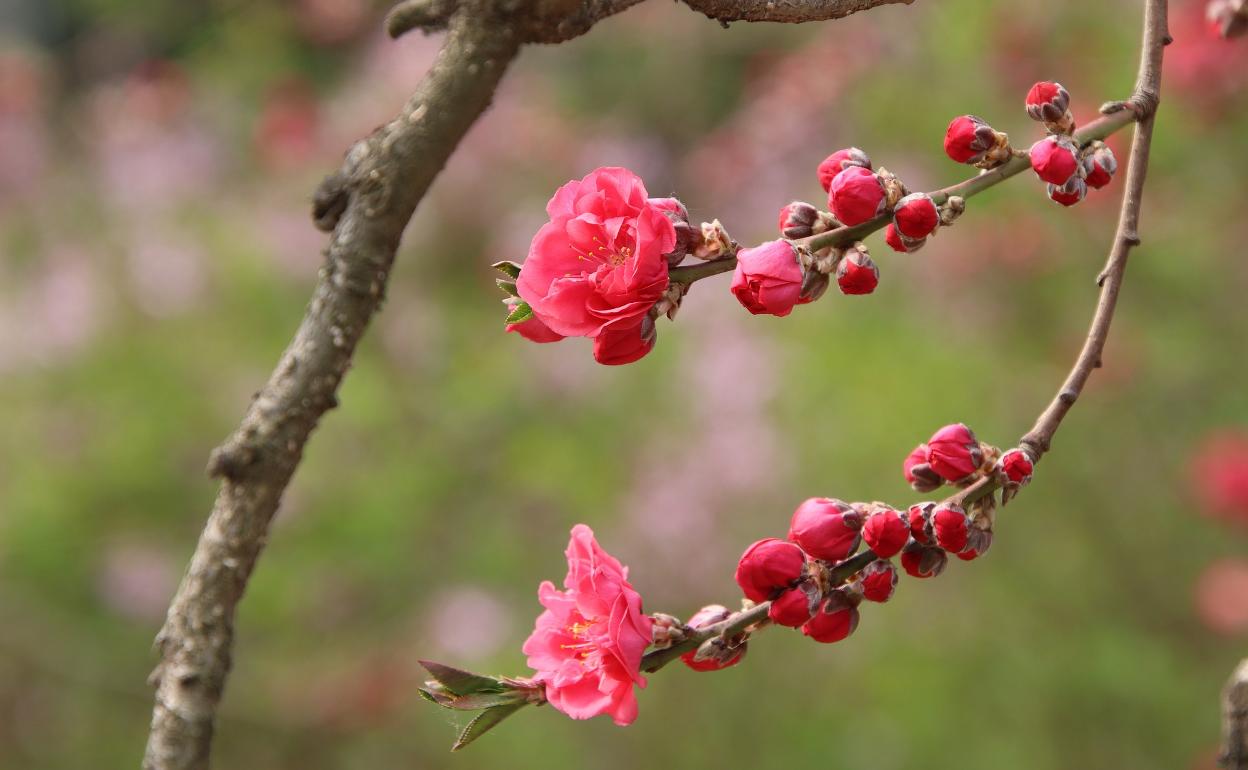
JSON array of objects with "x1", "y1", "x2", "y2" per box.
[{"x1": 522, "y1": 525, "x2": 653, "y2": 725}]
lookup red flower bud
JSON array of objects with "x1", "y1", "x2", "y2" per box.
[
  {"x1": 926, "y1": 423, "x2": 983, "y2": 482},
  {"x1": 801, "y1": 589, "x2": 861, "y2": 643},
  {"x1": 817, "y1": 147, "x2": 872, "y2": 192},
  {"x1": 778, "y1": 201, "x2": 821, "y2": 239},
  {"x1": 836, "y1": 245, "x2": 879, "y2": 295},
  {"x1": 861, "y1": 505, "x2": 910, "y2": 559},
  {"x1": 884, "y1": 223, "x2": 925, "y2": 254},
  {"x1": 828, "y1": 166, "x2": 886, "y2": 226},
  {"x1": 892, "y1": 193, "x2": 940, "y2": 240},
  {"x1": 768, "y1": 586, "x2": 818, "y2": 627},
  {"x1": 649, "y1": 196, "x2": 694, "y2": 267},
  {"x1": 1025, "y1": 81, "x2": 1071, "y2": 124},
  {"x1": 680, "y1": 604, "x2": 746, "y2": 672},
  {"x1": 900, "y1": 541, "x2": 948, "y2": 578},
  {"x1": 908, "y1": 502, "x2": 935, "y2": 544},
  {"x1": 1029, "y1": 135, "x2": 1080, "y2": 185},
  {"x1": 903, "y1": 444, "x2": 944, "y2": 492},
  {"x1": 1082, "y1": 142, "x2": 1117, "y2": 190},
  {"x1": 734, "y1": 538, "x2": 806, "y2": 602},
  {"x1": 943, "y1": 115, "x2": 999, "y2": 164},
  {"x1": 858, "y1": 559, "x2": 898, "y2": 603},
  {"x1": 731, "y1": 240, "x2": 809, "y2": 317},
  {"x1": 788, "y1": 497, "x2": 862, "y2": 562},
  {"x1": 998, "y1": 448, "x2": 1035, "y2": 487},
  {"x1": 930, "y1": 503, "x2": 971, "y2": 553},
  {"x1": 956, "y1": 527, "x2": 993, "y2": 562},
  {"x1": 1047, "y1": 176, "x2": 1087, "y2": 207}
]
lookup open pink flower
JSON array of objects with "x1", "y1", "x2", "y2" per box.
[
  {"x1": 522, "y1": 524, "x2": 653, "y2": 726},
  {"x1": 516, "y1": 167, "x2": 675, "y2": 365}
]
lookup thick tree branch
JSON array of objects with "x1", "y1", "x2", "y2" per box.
[
  {"x1": 1224, "y1": 658, "x2": 1248, "y2": 770},
  {"x1": 681, "y1": 0, "x2": 912, "y2": 24},
  {"x1": 143, "y1": 7, "x2": 521, "y2": 769}
]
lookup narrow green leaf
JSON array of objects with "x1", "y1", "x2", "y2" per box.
[
  {"x1": 492, "y1": 260, "x2": 522, "y2": 279},
  {"x1": 495, "y1": 278, "x2": 519, "y2": 297},
  {"x1": 504, "y1": 302, "x2": 533, "y2": 325},
  {"x1": 452, "y1": 703, "x2": 526, "y2": 751},
  {"x1": 418, "y1": 660, "x2": 504, "y2": 696},
  {"x1": 448, "y1": 691, "x2": 529, "y2": 710}
]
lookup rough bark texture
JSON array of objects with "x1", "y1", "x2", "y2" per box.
[
  {"x1": 681, "y1": 0, "x2": 911, "y2": 24},
  {"x1": 142, "y1": 9, "x2": 520, "y2": 769},
  {"x1": 141, "y1": 0, "x2": 909, "y2": 767},
  {"x1": 1225, "y1": 658, "x2": 1248, "y2": 770}
]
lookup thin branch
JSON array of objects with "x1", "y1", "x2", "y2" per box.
[
  {"x1": 668, "y1": 109, "x2": 1138, "y2": 286},
  {"x1": 1224, "y1": 658, "x2": 1248, "y2": 770}
]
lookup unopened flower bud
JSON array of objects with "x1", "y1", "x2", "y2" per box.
[
  {"x1": 836, "y1": 244, "x2": 879, "y2": 295},
  {"x1": 944, "y1": 115, "x2": 1007, "y2": 166},
  {"x1": 799, "y1": 268, "x2": 831, "y2": 302},
  {"x1": 650, "y1": 613, "x2": 688, "y2": 648},
  {"x1": 828, "y1": 166, "x2": 887, "y2": 226},
  {"x1": 1047, "y1": 176, "x2": 1088, "y2": 207},
  {"x1": 730, "y1": 240, "x2": 809, "y2": 317},
  {"x1": 930, "y1": 503, "x2": 972, "y2": 553},
  {"x1": 998, "y1": 448, "x2": 1035, "y2": 488},
  {"x1": 680, "y1": 605, "x2": 745, "y2": 672},
  {"x1": 1025, "y1": 81, "x2": 1072, "y2": 126},
  {"x1": 908, "y1": 502, "x2": 935, "y2": 544},
  {"x1": 801, "y1": 588, "x2": 861, "y2": 643},
  {"x1": 956, "y1": 527, "x2": 994, "y2": 562},
  {"x1": 892, "y1": 193, "x2": 940, "y2": 240},
  {"x1": 768, "y1": 585, "x2": 818, "y2": 627},
  {"x1": 885, "y1": 223, "x2": 925, "y2": 254},
  {"x1": 1081, "y1": 141, "x2": 1117, "y2": 189},
  {"x1": 858, "y1": 559, "x2": 898, "y2": 603},
  {"x1": 939, "y1": 196, "x2": 966, "y2": 226},
  {"x1": 817, "y1": 147, "x2": 872, "y2": 192},
  {"x1": 788, "y1": 497, "x2": 862, "y2": 562},
  {"x1": 735, "y1": 538, "x2": 806, "y2": 602},
  {"x1": 1029, "y1": 135, "x2": 1080, "y2": 186},
  {"x1": 900, "y1": 541, "x2": 948, "y2": 578},
  {"x1": 650, "y1": 197, "x2": 693, "y2": 267},
  {"x1": 926, "y1": 423, "x2": 984, "y2": 483},
  {"x1": 1208, "y1": 0, "x2": 1248, "y2": 38},
  {"x1": 904, "y1": 444, "x2": 944, "y2": 492},
  {"x1": 778, "y1": 201, "x2": 822, "y2": 239},
  {"x1": 861, "y1": 505, "x2": 910, "y2": 559}
]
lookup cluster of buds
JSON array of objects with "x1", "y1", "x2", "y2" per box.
[
  {"x1": 1021, "y1": 81, "x2": 1117, "y2": 207},
  {"x1": 903, "y1": 422, "x2": 989, "y2": 490}
]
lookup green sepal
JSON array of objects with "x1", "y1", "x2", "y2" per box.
[
  {"x1": 504, "y1": 301, "x2": 533, "y2": 325},
  {"x1": 417, "y1": 660, "x2": 505, "y2": 696},
  {"x1": 492, "y1": 260, "x2": 522, "y2": 279},
  {"x1": 496, "y1": 278, "x2": 519, "y2": 297},
  {"x1": 452, "y1": 703, "x2": 527, "y2": 751}
]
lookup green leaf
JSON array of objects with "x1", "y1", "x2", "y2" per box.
[
  {"x1": 418, "y1": 660, "x2": 505, "y2": 696},
  {"x1": 495, "y1": 278, "x2": 519, "y2": 297},
  {"x1": 504, "y1": 302, "x2": 533, "y2": 325},
  {"x1": 452, "y1": 703, "x2": 526, "y2": 751},
  {"x1": 492, "y1": 260, "x2": 522, "y2": 279}
]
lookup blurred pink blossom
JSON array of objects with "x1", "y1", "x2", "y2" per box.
[
  {"x1": 125, "y1": 226, "x2": 208, "y2": 317},
  {"x1": 423, "y1": 585, "x2": 512, "y2": 661},
  {"x1": 1190, "y1": 430, "x2": 1248, "y2": 527},
  {"x1": 1194, "y1": 558, "x2": 1248, "y2": 635}
]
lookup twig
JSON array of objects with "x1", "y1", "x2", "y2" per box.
[
  {"x1": 1224, "y1": 658, "x2": 1248, "y2": 770},
  {"x1": 668, "y1": 109, "x2": 1138, "y2": 286},
  {"x1": 681, "y1": 0, "x2": 913, "y2": 24}
]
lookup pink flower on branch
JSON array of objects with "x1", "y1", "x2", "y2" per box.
[
  {"x1": 522, "y1": 525, "x2": 653, "y2": 726},
  {"x1": 515, "y1": 167, "x2": 676, "y2": 365}
]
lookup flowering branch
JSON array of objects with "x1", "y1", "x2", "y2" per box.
[{"x1": 423, "y1": 0, "x2": 1171, "y2": 751}]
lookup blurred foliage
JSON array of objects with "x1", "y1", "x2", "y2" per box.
[{"x1": 0, "y1": 0, "x2": 1246, "y2": 768}]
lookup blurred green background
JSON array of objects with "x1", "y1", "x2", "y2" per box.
[{"x1": 1, "y1": 0, "x2": 1247, "y2": 767}]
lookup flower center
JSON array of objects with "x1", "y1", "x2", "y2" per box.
[{"x1": 606, "y1": 246, "x2": 631, "y2": 266}]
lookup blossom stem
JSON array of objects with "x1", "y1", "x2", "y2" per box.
[{"x1": 667, "y1": 108, "x2": 1139, "y2": 287}]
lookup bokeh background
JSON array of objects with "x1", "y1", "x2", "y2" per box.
[{"x1": 2, "y1": 0, "x2": 1248, "y2": 767}]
